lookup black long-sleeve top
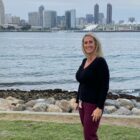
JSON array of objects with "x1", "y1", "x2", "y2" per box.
[{"x1": 75, "y1": 57, "x2": 109, "y2": 109}]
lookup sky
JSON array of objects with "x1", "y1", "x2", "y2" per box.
[{"x1": 3, "y1": 0, "x2": 140, "y2": 22}]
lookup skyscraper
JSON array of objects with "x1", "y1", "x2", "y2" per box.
[
  {"x1": 44, "y1": 11, "x2": 57, "y2": 28},
  {"x1": 38, "y1": 5, "x2": 44, "y2": 28},
  {"x1": 65, "y1": 9, "x2": 76, "y2": 29},
  {"x1": 94, "y1": 4, "x2": 99, "y2": 24},
  {"x1": 86, "y1": 14, "x2": 94, "y2": 24},
  {"x1": 0, "y1": 0, "x2": 5, "y2": 25},
  {"x1": 28, "y1": 12, "x2": 39, "y2": 26},
  {"x1": 65, "y1": 11, "x2": 71, "y2": 29},
  {"x1": 106, "y1": 3, "x2": 112, "y2": 24}
]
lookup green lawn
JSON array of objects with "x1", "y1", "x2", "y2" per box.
[{"x1": 0, "y1": 120, "x2": 140, "y2": 140}]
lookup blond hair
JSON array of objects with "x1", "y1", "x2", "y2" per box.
[{"x1": 82, "y1": 33, "x2": 103, "y2": 57}]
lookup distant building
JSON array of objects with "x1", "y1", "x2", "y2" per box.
[
  {"x1": 65, "y1": 11, "x2": 71, "y2": 29},
  {"x1": 76, "y1": 17, "x2": 86, "y2": 28},
  {"x1": 94, "y1": 4, "x2": 99, "y2": 24},
  {"x1": 86, "y1": 14, "x2": 94, "y2": 24},
  {"x1": 44, "y1": 10, "x2": 57, "y2": 28},
  {"x1": 98, "y1": 13, "x2": 105, "y2": 24},
  {"x1": 0, "y1": 0, "x2": 5, "y2": 25},
  {"x1": 57, "y1": 16, "x2": 65, "y2": 28},
  {"x1": 119, "y1": 20, "x2": 124, "y2": 24},
  {"x1": 128, "y1": 17, "x2": 135, "y2": 23},
  {"x1": 12, "y1": 16, "x2": 20, "y2": 25},
  {"x1": 38, "y1": 5, "x2": 44, "y2": 28},
  {"x1": 70, "y1": 10, "x2": 76, "y2": 28},
  {"x1": 20, "y1": 19, "x2": 26, "y2": 26},
  {"x1": 65, "y1": 9, "x2": 76, "y2": 29},
  {"x1": 5, "y1": 14, "x2": 12, "y2": 24},
  {"x1": 106, "y1": 3, "x2": 112, "y2": 24},
  {"x1": 28, "y1": 12, "x2": 39, "y2": 26}
]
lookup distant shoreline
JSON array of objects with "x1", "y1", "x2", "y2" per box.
[{"x1": 1, "y1": 30, "x2": 140, "y2": 33}]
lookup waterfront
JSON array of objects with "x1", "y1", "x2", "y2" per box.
[{"x1": 0, "y1": 32, "x2": 140, "y2": 96}]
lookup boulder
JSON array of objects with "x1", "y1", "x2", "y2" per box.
[
  {"x1": 132, "y1": 108, "x2": 140, "y2": 115},
  {"x1": 46, "y1": 97, "x2": 56, "y2": 104},
  {"x1": 0, "y1": 98, "x2": 11, "y2": 111},
  {"x1": 131, "y1": 99, "x2": 140, "y2": 109},
  {"x1": 33, "y1": 102, "x2": 48, "y2": 112},
  {"x1": 47, "y1": 104, "x2": 62, "y2": 112},
  {"x1": 69, "y1": 98, "x2": 76, "y2": 110},
  {"x1": 6, "y1": 96, "x2": 24, "y2": 105},
  {"x1": 55, "y1": 100, "x2": 72, "y2": 112},
  {"x1": 104, "y1": 106, "x2": 117, "y2": 114},
  {"x1": 112, "y1": 107, "x2": 132, "y2": 115},
  {"x1": 25, "y1": 100, "x2": 37, "y2": 107},
  {"x1": 105, "y1": 99, "x2": 120, "y2": 108},
  {"x1": 12, "y1": 104, "x2": 26, "y2": 111},
  {"x1": 117, "y1": 98, "x2": 134, "y2": 110}
]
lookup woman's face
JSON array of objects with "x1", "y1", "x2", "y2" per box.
[{"x1": 83, "y1": 36, "x2": 96, "y2": 55}]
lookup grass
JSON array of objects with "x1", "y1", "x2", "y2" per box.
[{"x1": 0, "y1": 120, "x2": 140, "y2": 140}]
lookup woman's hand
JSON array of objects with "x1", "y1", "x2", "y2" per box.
[{"x1": 91, "y1": 107, "x2": 102, "y2": 122}]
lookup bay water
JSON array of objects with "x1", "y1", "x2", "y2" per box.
[{"x1": 0, "y1": 32, "x2": 140, "y2": 96}]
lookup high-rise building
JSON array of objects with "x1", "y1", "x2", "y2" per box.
[
  {"x1": 106, "y1": 3, "x2": 112, "y2": 24},
  {"x1": 5, "y1": 14, "x2": 12, "y2": 24},
  {"x1": 65, "y1": 11, "x2": 71, "y2": 29},
  {"x1": 128, "y1": 17, "x2": 135, "y2": 23},
  {"x1": 94, "y1": 4, "x2": 99, "y2": 24},
  {"x1": 70, "y1": 10, "x2": 76, "y2": 28},
  {"x1": 38, "y1": 5, "x2": 44, "y2": 28},
  {"x1": 86, "y1": 14, "x2": 94, "y2": 24},
  {"x1": 76, "y1": 17, "x2": 86, "y2": 28},
  {"x1": 57, "y1": 16, "x2": 65, "y2": 28},
  {"x1": 28, "y1": 12, "x2": 39, "y2": 26},
  {"x1": 12, "y1": 16, "x2": 20, "y2": 25},
  {"x1": 98, "y1": 13, "x2": 105, "y2": 24},
  {"x1": 44, "y1": 11, "x2": 57, "y2": 28},
  {"x1": 0, "y1": 0, "x2": 5, "y2": 25},
  {"x1": 65, "y1": 9, "x2": 76, "y2": 29}
]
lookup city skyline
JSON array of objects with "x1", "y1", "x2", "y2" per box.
[{"x1": 4, "y1": 0, "x2": 140, "y2": 22}]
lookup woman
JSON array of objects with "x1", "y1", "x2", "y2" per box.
[{"x1": 75, "y1": 33, "x2": 109, "y2": 140}]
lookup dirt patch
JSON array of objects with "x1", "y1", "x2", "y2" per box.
[
  {"x1": 0, "y1": 112, "x2": 140, "y2": 129},
  {"x1": 101, "y1": 116, "x2": 140, "y2": 128}
]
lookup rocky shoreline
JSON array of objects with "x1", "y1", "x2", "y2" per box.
[
  {"x1": 0, "y1": 89, "x2": 140, "y2": 115},
  {"x1": 0, "y1": 89, "x2": 140, "y2": 101}
]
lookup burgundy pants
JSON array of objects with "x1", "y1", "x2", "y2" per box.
[{"x1": 79, "y1": 102, "x2": 101, "y2": 140}]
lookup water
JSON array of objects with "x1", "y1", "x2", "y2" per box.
[{"x1": 0, "y1": 32, "x2": 140, "y2": 96}]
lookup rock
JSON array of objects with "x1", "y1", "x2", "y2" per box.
[
  {"x1": 56, "y1": 100, "x2": 72, "y2": 112},
  {"x1": 113, "y1": 107, "x2": 132, "y2": 115},
  {"x1": 12, "y1": 104, "x2": 26, "y2": 111},
  {"x1": 6, "y1": 96, "x2": 24, "y2": 105},
  {"x1": 26, "y1": 98, "x2": 55, "y2": 108},
  {"x1": 35, "y1": 99, "x2": 46, "y2": 103},
  {"x1": 47, "y1": 104, "x2": 62, "y2": 112},
  {"x1": 25, "y1": 100, "x2": 37, "y2": 107},
  {"x1": 107, "y1": 91, "x2": 120, "y2": 99},
  {"x1": 46, "y1": 97, "x2": 56, "y2": 104},
  {"x1": 105, "y1": 99, "x2": 120, "y2": 108},
  {"x1": 132, "y1": 108, "x2": 140, "y2": 115},
  {"x1": 33, "y1": 102, "x2": 48, "y2": 112},
  {"x1": 69, "y1": 98, "x2": 76, "y2": 110},
  {"x1": 117, "y1": 98, "x2": 134, "y2": 110},
  {"x1": 104, "y1": 106, "x2": 117, "y2": 114},
  {"x1": 0, "y1": 98, "x2": 11, "y2": 111},
  {"x1": 131, "y1": 99, "x2": 140, "y2": 109}
]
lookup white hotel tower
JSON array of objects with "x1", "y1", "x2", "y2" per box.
[{"x1": 0, "y1": 0, "x2": 5, "y2": 25}]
